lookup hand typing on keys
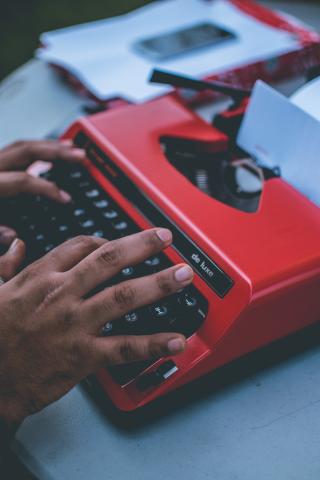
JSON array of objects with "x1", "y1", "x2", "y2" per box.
[
  {"x1": 0, "y1": 139, "x2": 85, "y2": 203},
  {"x1": 0, "y1": 229, "x2": 192, "y2": 436},
  {"x1": 0, "y1": 138, "x2": 85, "y2": 277}
]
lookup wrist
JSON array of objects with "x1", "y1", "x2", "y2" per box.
[{"x1": 0, "y1": 400, "x2": 26, "y2": 438}]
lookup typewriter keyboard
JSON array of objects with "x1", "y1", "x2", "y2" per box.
[{"x1": 1, "y1": 163, "x2": 208, "y2": 385}]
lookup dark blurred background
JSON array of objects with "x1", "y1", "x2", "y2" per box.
[
  {"x1": 0, "y1": 0, "x2": 152, "y2": 80},
  {"x1": 0, "y1": 0, "x2": 319, "y2": 81}
]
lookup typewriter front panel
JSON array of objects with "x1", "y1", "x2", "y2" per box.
[{"x1": 63, "y1": 112, "x2": 251, "y2": 411}]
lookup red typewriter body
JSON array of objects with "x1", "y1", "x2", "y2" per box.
[{"x1": 63, "y1": 95, "x2": 320, "y2": 411}]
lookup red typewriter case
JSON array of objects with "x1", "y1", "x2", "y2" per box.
[{"x1": 62, "y1": 91, "x2": 320, "y2": 411}]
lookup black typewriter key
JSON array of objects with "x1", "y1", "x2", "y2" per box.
[
  {"x1": 58, "y1": 225, "x2": 69, "y2": 233},
  {"x1": 44, "y1": 244, "x2": 54, "y2": 253},
  {"x1": 150, "y1": 304, "x2": 169, "y2": 319},
  {"x1": 121, "y1": 267, "x2": 134, "y2": 277},
  {"x1": 39, "y1": 200, "x2": 52, "y2": 213},
  {"x1": 40, "y1": 171, "x2": 53, "y2": 181},
  {"x1": 85, "y1": 189, "x2": 100, "y2": 199},
  {"x1": 178, "y1": 292, "x2": 197, "y2": 309},
  {"x1": 35, "y1": 233, "x2": 46, "y2": 242},
  {"x1": 80, "y1": 219, "x2": 95, "y2": 229},
  {"x1": 102, "y1": 209, "x2": 118, "y2": 220},
  {"x1": 118, "y1": 311, "x2": 147, "y2": 335},
  {"x1": 92, "y1": 230, "x2": 105, "y2": 238},
  {"x1": 70, "y1": 170, "x2": 83, "y2": 179},
  {"x1": 124, "y1": 312, "x2": 139, "y2": 324},
  {"x1": 21, "y1": 214, "x2": 30, "y2": 223},
  {"x1": 73, "y1": 208, "x2": 86, "y2": 217},
  {"x1": 94, "y1": 199, "x2": 109, "y2": 209},
  {"x1": 78, "y1": 180, "x2": 91, "y2": 189},
  {"x1": 112, "y1": 220, "x2": 128, "y2": 232},
  {"x1": 102, "y1": 322, "x2": 113, "y2": 336},
  {"x1": 116, "y1": 309, "x2": 148, "y2": 336},
  {"x1": 145, "y1": 257, "x2": 161, "y2": 268}
]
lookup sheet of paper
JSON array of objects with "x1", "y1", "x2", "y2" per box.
[
  {"x1": 0, "y1": 60, "x2": 85, "y2": 148},
  {"x1": 291, "y1": 76, "x2": 320, "y2": 121},
  {"x1": 237, "y1": 81, "x2": 320, "y2": 207},
  {"x1": 37, "y1": 0, "x2": 300, "y2": 102}
]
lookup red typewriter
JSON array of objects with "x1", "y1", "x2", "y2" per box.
[{"x1": 4, "y1": 69, "x2": 320, "y2": 411}]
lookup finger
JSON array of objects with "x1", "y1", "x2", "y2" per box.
[
  {"x1": 0, "y1": 172, "x2": 72, "y2": 203},
  {"x1": 81, "y1": 263, "x2": 194, "y2": 331},
  {"x1": 0, "y1": 225, "x2": 17, "y2": 246},
  {"x1": 0, "y1": 140, "x2": 85, "y2": 171},
  {"x1": 93, "y1": 333, "x2": 186, "y2": 366},
  {"x1": 0, "y1": 239, "x2": 25, "y2": 281},
  {"x1": 66, "y1": 228, "x2": 173, "y2": 297},
  {"x1": 39, "y1": 235, "x2": 107, "y2": 272}
]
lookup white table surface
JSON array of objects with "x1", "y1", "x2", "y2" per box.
[{"x1": 1, "y1": 2, "x2": 320, "y2": 479}]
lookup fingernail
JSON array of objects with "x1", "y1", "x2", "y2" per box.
[
  {"x1": 71, "y1": 148, "x2": 86, "y2": 158},
  {"x1": 59, "y1": 190, "x2": 72, "y2": 203},
  {"x1": 156, "y1": 228, "x2": 172, "y2": 244},
  {"x1": 174, "y1": 265, "x2": 193, "y2": 283},
  {"x1": 60, "y1": 139, "x2": 73, "y2": 146},
  {"x1": 167, "y1": 338, "x2": 185, "y2": 354},
  {"x1": 9, "y1": 238, "x2": 20, "y2": 251}
]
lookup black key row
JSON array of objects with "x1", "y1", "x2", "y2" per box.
[{"x1": 102, "y1": 284, "x2": 207, "y2": 339}]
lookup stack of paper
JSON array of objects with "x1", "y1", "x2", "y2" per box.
[{"x1": 37, "y1": 0, "x2": 301, "y2": 102}]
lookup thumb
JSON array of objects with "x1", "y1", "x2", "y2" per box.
[
  {"x1": 0, "y1": 225, "x2": 17, "y2": 247},
  {"x1": 0, "y1": 239, "x2": 26, "y2": 281}
]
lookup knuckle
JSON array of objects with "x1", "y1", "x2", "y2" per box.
[
  {"x1": 144, "y1": 229, "x2": 162, "y2": 249},
  {"x1": 16, "y1": 172, "x2": 29, "y2": 187},
  {"x1": 156, "y1": 273, "x2": 174, "y2": 296},
  {"x1": 118, "y1": 339, "x2": 137, "y2": 363},
  {"x1": 98, "y1": 296, "x2": 113, "y2": 316},
  {"x1": 113, "y1": 283, "x2": 136, "y2": 310},
  {"x1": 0, "y1": 260, "x2": 15, "y2": 280},
  {"x1": 98, "y1": 242, "x2": 121, "y2": 268},
  {"x1": 148, "y1": 342, "x2": 164, "y2": 359},
  {"x1": 73, "y1": 235, "x2": 98, "y2": 249},
  {"x1": 68, "y1": 336, "x2": 89, "y2": 371},
  {"x1": 39, "y1": 273, "x2": 65, "y2": 307},
  {"x1": 21, "y1": 142, "x2": 34, "y2": 157}
]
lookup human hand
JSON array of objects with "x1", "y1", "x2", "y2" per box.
[
  {"x1": 0, "y1": 139, "x2": 85, "y2": 203},
  {"x1": 0, "y1": 229, "x2": 193, "y2": 429}
]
